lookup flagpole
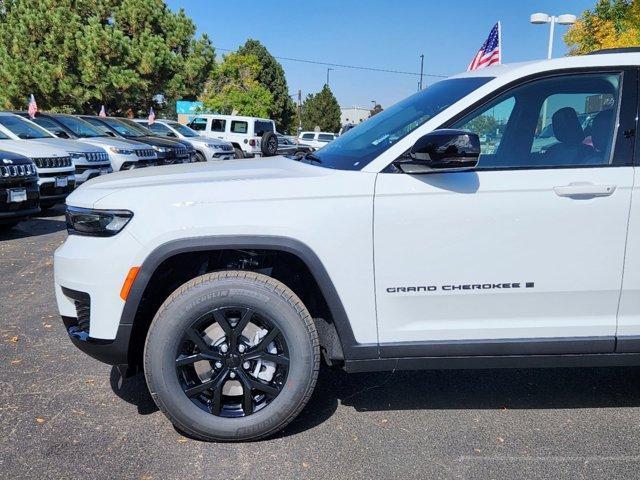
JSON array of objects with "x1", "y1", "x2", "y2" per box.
[{"x1": 497, "y1": 21, "x2": 502, "y2": 64}]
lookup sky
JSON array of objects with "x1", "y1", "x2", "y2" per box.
[{"x1": 165, "y1": 0, "x2": 597, "y2": 109}]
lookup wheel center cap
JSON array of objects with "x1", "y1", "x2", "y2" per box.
[{"x1": 225, "y1": 354, "x2": 240, "y2": 368}]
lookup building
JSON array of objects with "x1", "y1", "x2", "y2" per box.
[{"x1": 340, "y1": 106, "x2": 370, "y2": 126}]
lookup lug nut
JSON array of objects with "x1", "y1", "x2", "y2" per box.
[
  {"x1": 214, "y1": 361, "x2": 222, "y2": 369},
  {"x1": 220, "y1": 344, "x2": 228, "y2": 353},
  {"x1": 229, "y1": 372, "x2": 236, "y2": 379},
  {"x1": 238, "y1": 344, "x2": 246, "y2": 353},
  {"x1": 243, "y1": 362, "x2": 251, "y2": 370}
]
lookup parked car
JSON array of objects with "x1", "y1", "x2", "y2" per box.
[
  {"x1": 134, "y1": 119, "x2": 235, "y2": 162},
  {"x1": 0, "y1": 150, "x2": 39, "y2": 230},
  {"x1": 275, "y1": 134, "x2": 314, "y2": 158},
  {"x1": 187, "y1": 114, "x2": 277, "y2": 158},
  {"x1": 17, "y1": 112, "x2": 158, "y2": 171},
  {"x1": 297, "y1": 131, "x2": 337, "y2": 149},
  {"x1": 80, "y1": 116, "x2": 189, "y2": 166},
  {"x1": 0, "y1": 113, "x2": 111, "y2": 185},
  {"x1": 119, "y1": 118, "x2": 197, "y2": 163},
  {"x1": 54, "y1": 48, "x2": 640, "y2": 442},
  {"x1": 0, "y1": 130, "x2": 74, "y2": 208}
]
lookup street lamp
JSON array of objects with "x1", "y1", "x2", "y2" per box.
[{"x1": 530, "y1": 12, "x2": 577, "y2": 59}]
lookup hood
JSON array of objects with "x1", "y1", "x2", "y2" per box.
[
  {"x1": 76, "y1": 136, "x2": 154, "y2": 150},
  {"x1": 0, "y1": 149, "x2": 33, "y2": 165},
  {"x1": 0, "y1": 139, "x2": 69, "y2": 158},
  {"x1": 189, "y1": 136, "x2": 229, "y2": 146},
  {"x1": 66, "y1": 156, "x2": 337, "y2": 208},
  {"x1": 123, "y1": 135, "x2": 185, "y2": 148},
  {"x1": 29, "y1": 137, "x2": 104, "y2": 154}
]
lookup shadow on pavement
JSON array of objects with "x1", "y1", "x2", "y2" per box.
[
  {"x1": 110, "y1": 363, "x2": 640, "y2": 439},
  {"x1": 0, "y1": 205, "x2": 67, "y2": 240}
]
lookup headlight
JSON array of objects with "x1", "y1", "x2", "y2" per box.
[
  {"x1": 109, "y1": 147, "x2": 134, "y2": 155},
  {"x1": 206, "y1": 143, "x2": 222, "y2": 149},
  {"x1": 69, "y1": 152, "x2": 87, "y2": 160},
  {"x1": 153, "y1": 145, "x2": 168, "y2": 153},
  {"x1": 66, "y1": 207, "x2": 133, "y2": 237}
]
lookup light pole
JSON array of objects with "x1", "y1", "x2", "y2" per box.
[
  {"x1": 326, "y1": 68, "x2": 333, "y2": 87},
  {"x1": 530, "y1": 12, "x2": 577, "y2": 59}
]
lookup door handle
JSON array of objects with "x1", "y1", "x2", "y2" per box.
[{"x1": 553, "y1": 182, "x2": 616, "y2": 198}]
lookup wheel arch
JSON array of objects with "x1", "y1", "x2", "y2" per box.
[{"x1": 121, "y1": 236, "x2": 376, "y2": 368}]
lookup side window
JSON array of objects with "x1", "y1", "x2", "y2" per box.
[
  {"x1": 189, "y1": 118, "x2": 207, "y2": 131},
  {"x1": 33, "y1": 117, "x2": 66, "y2": 135},
  {"x1": 211, "y1": 119, "x2": 226, "y2": 132},
  {"x1": 148, "y1": 122, "x2": 172, "y2": 136},
  {"x1": 454, "y1": 73, "x2": 621, "y2": 169},
  {"x1": 301, "y1": 133, "x2": 314, "y2": 140},
  {"x1": 318, "y1": 133, "x2": 335, "y2": 142},
  {"x1": 231, "y1": 121, "x2": 248, "y2": 134}
]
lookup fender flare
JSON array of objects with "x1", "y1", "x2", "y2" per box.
[{"x1": 120, "y1": 235, "x2": 377, "y2": 360}]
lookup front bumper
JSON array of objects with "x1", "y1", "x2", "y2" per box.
[
  {"x1": 0, "y1": 178, "x2": 40, "y2": 222},
  {"x1": 39, "y1": 174, "x2": 76, "y2": 203},
  {"x1": 55, "y1": 229, "x2": 147, "y2": 367},
  {"x1": 74, "y1": 162, "x2": 112, "y2": 184}
]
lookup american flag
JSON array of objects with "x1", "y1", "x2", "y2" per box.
[
  {"x1": 468, "y1": 22, "x2": 501, "y2": 71},
  {"x1": 148, "y1": 107, "x2": 155, "y2": 124},
  {"x1": 27, "y1": 94, "x2": 37, "y2": 119},
  {"x1": 98, "y1": 105, "x2": 107, "y2": 117}
]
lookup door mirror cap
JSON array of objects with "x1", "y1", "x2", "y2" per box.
[
  {"x1": 395, "y1": 129, "x2": 481, "y2": 174},
  {"x1": 56, "y1": 131, "x2": 70, "y2": 139}
]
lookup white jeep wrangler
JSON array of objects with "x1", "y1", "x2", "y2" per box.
[{"x1": 55, "y1": 48, "x2": 640, "y2": 441}]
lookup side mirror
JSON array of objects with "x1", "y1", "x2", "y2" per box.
[
  {"x1": 56, "y1": 131, "x2": 70, "y2": 139},
  {"x1": 167, "y1": 132, "x2": 177, "y2": 138},
  {"x1": 106, "y1": 131, "x2": 116, "y2": 137},
  {"x1": 394, "y1": 129, "x2": 480, "y2": 174}
]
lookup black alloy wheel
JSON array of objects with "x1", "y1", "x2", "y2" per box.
[{"x1": 175, "y1": 306, "x2": 289, "y2": 417}]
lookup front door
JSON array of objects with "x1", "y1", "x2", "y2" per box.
[{"x1": 374, "y1": 69, "x2": 636, "y2": 356}]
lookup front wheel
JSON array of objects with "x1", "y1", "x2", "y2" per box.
[{"x1": 144, "y1": 271, "x2": 320, "y2": 442}]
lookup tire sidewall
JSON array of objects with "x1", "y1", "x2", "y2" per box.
[{"x1": 145, "y1": 275, "x2": 316, "y2": 441}]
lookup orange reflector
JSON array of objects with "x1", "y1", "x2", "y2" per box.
[{"x1": 120, "y1": 266, "x2": 140, "y2": 301}]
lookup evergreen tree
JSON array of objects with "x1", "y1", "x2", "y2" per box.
[
  {"x1": 238, "y1": 39, "x2": 296, "y2": 133},
  {"x1": 0, "y1": 0, "x2": 215, "y2": 115},
  {"x1": 301, "y1": 85, "x2": 341, "y2": 132}
]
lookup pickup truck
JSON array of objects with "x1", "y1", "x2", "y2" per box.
[{"x1": 54, "y1": 48, "x2": 640, "y2": 441}]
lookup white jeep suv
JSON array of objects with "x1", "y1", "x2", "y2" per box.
[
  {"x1": 187, "y1": 114, "x2": 276, "y2": 158},
  {"x1": 55, "y1": 49, "x2": 640, "y2": 441}
]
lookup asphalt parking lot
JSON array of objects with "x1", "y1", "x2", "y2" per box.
[{"x1": 3, "y1": 207, "x2": 640, "y2": 479}]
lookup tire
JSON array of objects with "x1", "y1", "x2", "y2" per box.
[
  {"x1": 144, "y1": 270, "x2": 320, "y2": 442},
  {"x1": 261, "y1": 132, "x2": 278, "y2": 157},
  {"x1": 195, "y1": 151, "x2": 206, "y2": 163},
  {"x1": 234, "y1": 148, "x2": 244, "y2": 159}
]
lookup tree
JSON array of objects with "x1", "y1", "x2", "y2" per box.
[
  {"x1": 370, "y1": 104, "x2": 383, "y2": 117},
  {"x1": 0, "y1": 0, "x2": 215, "y2": 115},
  {"x1": 237, "y1": 39, "x2": 297, "y2": 133},
  {"x1": 565, "y1": 0, "x2": 640, "y2": 55},
  {"x1": 300, "y1": 85, "x2": 341, "y2": 132},
  {"x1": 200, "y1": 53, "x2": 273, "y2": 117}
]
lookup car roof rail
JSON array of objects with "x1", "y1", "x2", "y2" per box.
[{"x1": 587, "y1": 47, "x2": 640, "y2": 55}]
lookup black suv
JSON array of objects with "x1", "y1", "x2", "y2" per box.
[
  {"x1": 80, "y1": 116, "x2": 191, "y2": 166},
  {"x1": 0, "y1": 150, "x2": 39, "y2": 230}
]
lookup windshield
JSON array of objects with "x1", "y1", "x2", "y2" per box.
[
  {"x1": 54, "y1": 115, "x2": 105, "y2": 138},
  {"x1": 100, "y1": 117, "x2": 145, "y2": 137},
  {"x1": 168, "y1": 122, "x2": 199, "y2": 137},
  {"x1": 0, "y1": 115, "x2": 54, "y2": 139},
  {"x1": 120, "y1": 118, "x2": 154, "y2": 135},
  {"x1": 310, "y1": 77, "x2": 492, "y2": 170}
]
